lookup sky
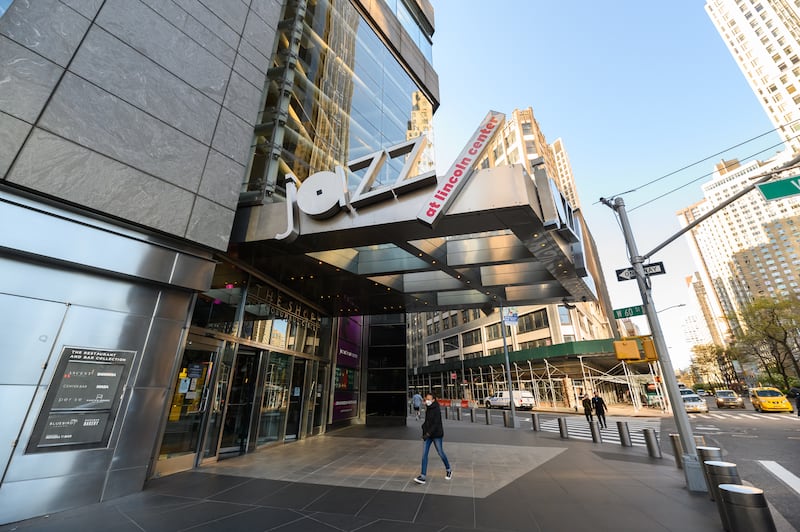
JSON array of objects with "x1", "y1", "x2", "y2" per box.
[{"x1": 430, "y1": 1, "x2": 784, "y2": 369}]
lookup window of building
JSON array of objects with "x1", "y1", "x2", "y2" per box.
[
  {"x1": 462, "y1": 329, "x2": 482, "y2": 347},
  {"x1": 520, "y1": 338, "x2": 552, "y2": 350},
  {"x1": 517, "y1": 309, "x2": 549, "y2": 333},
  {"x1": 426, "y1": 342, "x2": 440, "y2": 356},
  {"x1": 442, "y1": 335, "x2": 459, "y2": 352},
  {"x1": 486, "y1": 322, "x2": 511, "y2": 341},
  {"x1": 558, "y1": 306, "x2": 572, "y2": 325}
]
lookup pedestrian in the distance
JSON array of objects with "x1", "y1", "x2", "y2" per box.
[
  {"x1": 795, "y1": 393, "x2": 800, "y2": 417},
  {"x1": 411, "y1": 392, "x2": 423, "y2": 420},
  {"x1": 581, "y1": 394, "x2": 593, "y2": 423},
  {"x1": 592, "y1": 392, "x2": 608, "y2": 429},
  {"x1": 414, "y1": 393, "x2": 452, "y2": 485}
]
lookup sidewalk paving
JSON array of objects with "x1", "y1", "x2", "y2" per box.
[{"x1": 0, "y1": 412, "x2": 776, "y2": 531}]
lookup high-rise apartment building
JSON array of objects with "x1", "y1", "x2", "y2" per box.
[
  {"x1": 705, "y1": 0, "x2": 800, "y2": 153},
  {"x1": 677, "y1": 154, "x2": 800, "y2": 338}
]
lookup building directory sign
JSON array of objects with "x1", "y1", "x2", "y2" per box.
[{"x1": 27, "y1": 347, "x2": 136, "y2": 453}]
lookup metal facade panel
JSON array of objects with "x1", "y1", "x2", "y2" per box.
[
  {"x1": 0, "y1": 471, "x2": 108, "y2": 525},
  {"x1": 0, "y1": 294, "x2": 66, "y2": 385}
]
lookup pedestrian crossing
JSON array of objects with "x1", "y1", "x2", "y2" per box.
[
  {"x1": 688, "y1": 412, "x2": 800, "y2": 421},
  {"x1": 532, "y1": 416, "x2": 661, "y2": 446}
]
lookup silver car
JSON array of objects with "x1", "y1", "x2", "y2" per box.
[
  {"x1": 682, "y1": 394, "x2": 709, "y2": 413},
  {"x1": 715, "y1": 389, "x2": 745, "y2": 409}
]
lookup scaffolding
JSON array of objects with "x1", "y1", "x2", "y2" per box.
[{"x1": 408, "y1": 348, "x2": 661, "y2": 412}]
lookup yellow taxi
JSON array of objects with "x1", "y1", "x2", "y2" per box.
[{"x1": 749, "y1": 387, "x2": 794, "y2": 413}]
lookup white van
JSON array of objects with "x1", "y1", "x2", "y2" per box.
[{"x1": 484, "y1": 390, "x2": 536, "y2": 410}]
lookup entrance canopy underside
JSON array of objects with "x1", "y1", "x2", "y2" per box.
[{"x1": 235, "y1": 165, "x2": 597, "y2": 316}]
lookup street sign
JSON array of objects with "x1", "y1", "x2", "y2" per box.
[
  {"x1": 502, "y1": 307, "x2": 518, "y2": 325},
  {"x1": 757, "y1": 175, "x2": 800, "y2": 201},
  {"x1": 612, "y1": 305, "x2": 645, "y2": 319},
  {"x1": 615, "y1": 262, "x2": 666, "y2": 282}
]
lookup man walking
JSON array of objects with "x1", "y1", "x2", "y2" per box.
[
  {"x1": 581, "y1": 394, "x2": 593, "y2": 423},
  {"x1": 414, "y1": 393, "x2": 452, "y2": 485},
  {"x1": 411, "y1": 392, "x2": 423, "y2": 420},
  {"x1": 592, "y1": 392, "x2": 608, "y2": 429}
]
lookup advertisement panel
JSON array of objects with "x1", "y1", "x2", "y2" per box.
[{"x1": 332, "y1": 316, "x2": 362, "y2": 421}]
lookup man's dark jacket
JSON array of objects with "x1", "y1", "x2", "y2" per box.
[{"x1": 421, "y1": 400, "x2": 444, "y2": 439}]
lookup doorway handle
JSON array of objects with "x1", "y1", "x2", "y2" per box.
[{"x1": 197, "y1": 386, "x2": 211, "y2": 414}]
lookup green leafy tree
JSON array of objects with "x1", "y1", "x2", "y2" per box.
[{"x1": 730, "y1": 297, "x2": 800, "y2": 390}]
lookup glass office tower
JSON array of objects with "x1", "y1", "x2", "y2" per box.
[{"x1": 0, "y1": 0, "x2": 437, "y2": 523}]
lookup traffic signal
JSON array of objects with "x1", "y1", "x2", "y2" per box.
[
  {"x1": 614, "y1": 339, "x2": 642, "y2": 361},
  {"x1": 641, "y1": 336, "x2": 658, "y2": 362}
]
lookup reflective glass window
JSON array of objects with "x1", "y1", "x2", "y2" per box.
[{"x1": 247, "y1": 0, "x2": 434, "y2": 196}]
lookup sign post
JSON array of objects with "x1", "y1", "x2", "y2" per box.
[{"x1": 500, "y1": 305, "x2": 519, "y2": 427}]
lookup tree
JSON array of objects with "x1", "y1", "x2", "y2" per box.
[
  {"x1": 690, "y1": 344, "x2": 725, "y2": 387},
  {"x1": 730, "y1": 297, "x2": 800, "y2": 389}
]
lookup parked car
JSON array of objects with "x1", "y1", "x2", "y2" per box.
[
  {"x1": 715, "y1": 389, "x2": 745, "y2": 409},
  {"x1": 749, "y1": 387, "x2": 794, "y2": 413},
  {"x1": 484, "y1": 390, "x2": 535, "y2": 410},
  {"x1": 682, "y1": 394, "x2": 709, "y2": 413}
]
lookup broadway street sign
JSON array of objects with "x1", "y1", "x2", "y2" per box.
[{"x1": 615, "y1": 262, "x2": 666, "y2": 282}]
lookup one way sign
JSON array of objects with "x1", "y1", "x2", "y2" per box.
[{"x1": 615, "y1": 262, "x2": 666, "y2": 282}]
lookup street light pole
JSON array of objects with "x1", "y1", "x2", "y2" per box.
[{"x1": 603, "y1": 197, "x2": 707, "y2": 492}]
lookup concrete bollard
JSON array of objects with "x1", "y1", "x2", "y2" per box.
[
  {"x1": 705, "y1": 461, "x2": 742, "y2": 531},
  {"x1": 558, "y1": 417, "x2": 569, "y2": 439},
  {"x1": 718, "y1": 484, "x2": 777, "y2": 532},
  {"x1": 469, "y1": 408, "x2": 476, "y2": 423},
  {"x1": 697, "y1": 446, "x2": 724, "y2": 499},
  {"x1": 485, "y1": 409, "x2": 492, "y2": 425},
  {"x1": 456, "y1": 407, "x2": 462, "y2": 421},
  {"x1": 643, "y1": 428, "x2": 662, "y2": 458},
  {"x1": 531, "y1": 412, "x2": 541, "y2": 431},
  {"x1": 503, "y1": 410, "x2": 514, "y2": 428},
  {"x1": 669, "y1": 434, "x2": 683, "y2": 469},
  {"x1": 589, "y1": 420, "x2": 602, "y2": 443},
  {"x1": 616, "y1": 421, "x2": 632, "y2": 447}
]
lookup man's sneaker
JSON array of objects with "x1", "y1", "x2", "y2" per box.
[
  {"x1": 413, "y1": 475, "x2": 426, "y2": 485},
  {"x1": 445, "y1": 470, "x2": 452, "y2": 480}
]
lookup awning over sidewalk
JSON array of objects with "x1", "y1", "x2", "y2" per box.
[{"x1": 233, "y1": 133, "x2": 597, "y2": 316}]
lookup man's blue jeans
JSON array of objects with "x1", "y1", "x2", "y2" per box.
[{"x1": 420, "y1": 437, "x2": 450, "y2": 477}]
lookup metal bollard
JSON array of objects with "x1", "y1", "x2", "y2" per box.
[
  {"x1": 531, "y1": 412, "x2": 541, "y2": 431},
  {"x1": 718, "y1": 484, "x2": 777, "y2": 532},
  {"x1": 697, "y1": 446, "x2": 724, "y2": 499},
  {"x1": 643, "y1": 428, "x2": 662, "y2": 458},
  {"x1": 485, "y1": 409, "x2": 492, "y2": 425},
  {"x1": 694, "y1": 434, "x2": 707, "y2": 447},
  {"x1": 558, "y1": 417, "x2": 569, "y2": 439},
  {"x1": 705, "y1": 461, "x2": 742, "y2": 531},
  {"x1": 616, "y1": 421, "x2": 632, "y2": 447},
  {"x1": 469, "y1": 408, "x2": 476, "y2": 423},
  {"x1": 456, "y1": 407, "x2": 462, "y2": 421},
  {"x1": 503, "y1": 410, "x2": 513, "y2": 427},
  {"x1": 669, "y1": 434, "x2": 683, "y2": 469},
  {"x1": 589, "y1": 420, "x2": 602, "y2": 443}
]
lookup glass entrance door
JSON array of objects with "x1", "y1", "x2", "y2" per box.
[
  {"x1": 284, "y1": 358, "x2": 306, "y2": 441},
  {"x1": 218, "y1": 350, "x2": 258, "y2": 457},
  {"x1": 155, "y1": 339, "x2": 219, "y2": 476}
]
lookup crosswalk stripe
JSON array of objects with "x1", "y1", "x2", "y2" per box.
[{"x1": 535, "y1": 417, "x2": 659, "y2": 446}]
